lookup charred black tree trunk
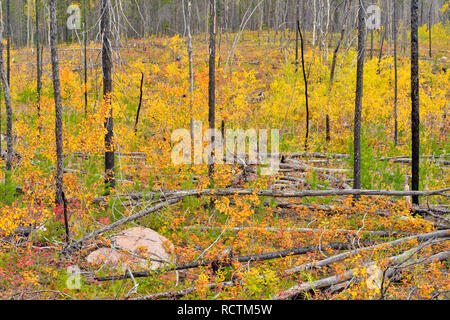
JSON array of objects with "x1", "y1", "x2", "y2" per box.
[
  {"x1": 83, "y1": 0, "x2": 88, "y2": 116},
  {"x1": 428, "y1": 2, "x2": 432, "y2": 58},
  {"x1": 0, "y1": 17, "x2": 13, "y2": 182},
  {"x1": 378, "y1": 6, "x2": 386, "y2": 72},
  {"x1": 208, "y1": 0, "x2": 216, "y2": 182},
  {"x1": 6, "y1": 0, "x2": 10, "y2": 86},
  {"x1": 353, "y1": 0, "x2": 365, "y2": 200},
  {"x1": 370, "y1": 0, "x2": 374, "y2": 59},
  {"x1": 295, "y1": 0, "x2": 299, "y2": 74},
  {"x1": 411, "y1": 0, "x2": 420, "y2": 205},
  {"x1": 393, "y1": 0, "x2": 398, "y2": 145},
  {"x1": 134, "y1": 72, "x2": 144, "y2": 133},
  {"x1": 36, "y1": 0, "x2": 41, "y2": 121},
  {"x1": 101, "y1": 0, "x2": 115, "y2": 191},
  {"x1": 327, "y1": 0, "x2": 349, "y2": 144},
  {"x1": 297, "y1": 22, "x2": 309, "y2": 152},
  {"x1": 49, "y1": 0, "x2": 69, "y2": 243},
  {"x1": 49, "y1": 0, "x2": 64, "y2": 206}
]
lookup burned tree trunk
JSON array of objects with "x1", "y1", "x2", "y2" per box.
[
  {"x1": 411, "y1": 0, "x2": 420, "y2": 205},
  {"x1": 6, "y1": 0, "x2": 10, "y2": 86},
  {"x1": 393, "y1": 0, "x2": 398, "y2": 145},
  {"x1": 353, "y1": 0, "x2": 366, "y2": 199},
  {"x1": 49, "y1": 0, "x2": 69, "y2": 244},
  {"x1": 49, "y1": 0, "x2": 64, "y2": 206},
  {"x1": 83, "y1": 0, "x2": 88, "y2": 116},
  {"x1": 134, "y1": 72, "x2": 144, "y2": 134},
  {"x1": 327, "y1": 0, "x2": 350, "y2": 143},
  {"x1": 101, "y1": 0, "x2": 115, "y2": 191},
  {"x1": 0, "y1": 10, "x2": 13, "y2": 182},
  {"x1": 36, "y1": 0, "x2": 41, "y2": 119},
  {"x1": 428, "y1": 2, "x2": 432, "y2": 58},
  {"x1": 208, "y1": 0, "x2": 216, "y2": 182},
  {"x1": 187, "y1": 0, "x2": 194, "y2": 113},
  {"x1": 298, "y1": 21, "x2": 309, "y2": 152}
]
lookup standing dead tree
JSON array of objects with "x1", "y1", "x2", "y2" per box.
[
  {"x1": 326, "y1": 0, "x2": 350, "y2": 143},
  {"x1": 207, "y1": 0, "x2": 216, "y2": 183},
  {"x1": 102, "y1": 0, "x2": 115, "y2": 192},
  {"x1": 49, "y1": 0, "x2": 69, "y2": 243},
  {"x1": 0, "y1": 2, "x2": 13, "y2": 182},
  {"x1": 428, "y1": 2, "x2": 432, "y2": 58},
  {"x1": 297, "y1": 11, "x2": 309, "y2": 152},
  {"x1": 411, "y1": 0, "x2": 420, "y2": 205},
  {"x1": 83, "y1": 0, "x2": 88, "y2": 117},
  {"x1": 134, "y1": 72, "x2": 144, "y2": 134},
  {"x1": 36, "y1": 0, "x2": 41, "y2": 121},
  {"x1": 393, "y1": 0, "x2": 398, "y2": 145},
  {"x1": 353, "y1": 0, "x2": 366, "y2": 200},
  {"x1": 5, "y1": 0, "x2": 9, "y2": 86}
]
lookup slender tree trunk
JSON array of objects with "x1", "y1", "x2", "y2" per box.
[
  {"x1": 0, "y1": 11, "x2": 13, "y2": 182},
  {"x1": 101, "y1": 0, "x2": 115, "y2": 191},
  {"x1": 49, "y1": 0, "x2": 64, "y2": 209},
  {"x1": 50, "y1": 0, "x2": 69, "y2": 243},
  {"x1": 27, "y1": 0, "x2": 31, "y2": 51},
  {"x1": 393, "y1": 0, "x2": 398, "y2": 145},
  {"x1": 298, "y1": 19, "x2": 309, "y2": 151},
  {"x1": 6, "y1": 0, "x2": 10, "y2": 85},
  {"x1": 370, "y1": 0, "x2": 374, "y2": 59},
  {"x1": 411, "y1": 0, "x2": 420, "y2": 205},
  {"x1": 187, "y1": 0, "x2": 195, "y2": 155},
  {"x1": 312, "y1": 0, "x2": 317, "y2": 47},
  {"x1": 258, "y1": 1, "x2": 264, "y2": 43},
  {"x1": 326, "y1": 0, "x2": 349, "y2": 143},
  {"x1": 378, "y1": 3, "x2": 387, "y2": 68},
  {"x1": 295, "y1": 0, "x2": 299, "y2": 74},
  {"x1": 420, "y1": 0, "x2": 423, "y2": 25},
  {"x1": 83, "y1": 0, "x2": 88, "y2": 117},
  {"x1": 353, "y1": 0, "x2": 366, "y2": 199},
  {"x1": 428, "y1": 2, "x2": 432, "y2": 58},
  {"x1": 36, "y1": 0, "x2": 41, "y2": 119},
  {"x1": 134, "y1": 72, "x2": 144, "y2": 133},
  {"x1": 208, "y1": 0, "x2": 216, "y2": 182},
  {"x1": 187, "y1": 0, "x2": 194, "y2": 113}
]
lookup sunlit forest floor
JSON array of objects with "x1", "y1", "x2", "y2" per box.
[{"x1": 0, "y1": 27, "x2": 448, "y2": 300}]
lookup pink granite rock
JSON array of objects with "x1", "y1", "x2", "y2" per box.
[{"x1": 86, "y1": 227, "x2": 174, "y2": 270}]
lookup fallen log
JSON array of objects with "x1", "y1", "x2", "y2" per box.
[
  {"x1": 274, "y1": 242, "x2": 449, "y2": 299},
  {"x1": 133, "y1": 281, "x2": 238, "y2": 300},
  {"x1": 279, "y1": 163, "x2": 350, "y2": 174},
  {"x1": 143, "y1": 187, "x2": 450, "y2": 199},
  {"x1": 91, "y1": 187, "x2": 450, "y2": 207},
  {"x1": 63, "y1": 198, "x2": 181, "y2": 254},
  {"x1": 284, "y1": 229, "x2": 450, "y2": 274},
  {"x1": 171, "y1": 188, "x2": 450, "y2": 199},
  {"x1": 184, "y1": 226, "x2": 410, "y2": 237},
  {"x1": 379, "y1": 158, "x2": 450, "y2": 166},
  {"x1": 93, "y1": 241, "x2": 377, "y2": 282}
]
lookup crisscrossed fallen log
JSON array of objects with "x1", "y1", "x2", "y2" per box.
[
  {"x1": 284, "y1": 229, "x2": 450, "y2": 274},
  {"x1": 274, "y1": 240, "x2": 450, "y2": 300},
  {"x1": 93, "y1": 241, "x2": 378, "y2": 282}
]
